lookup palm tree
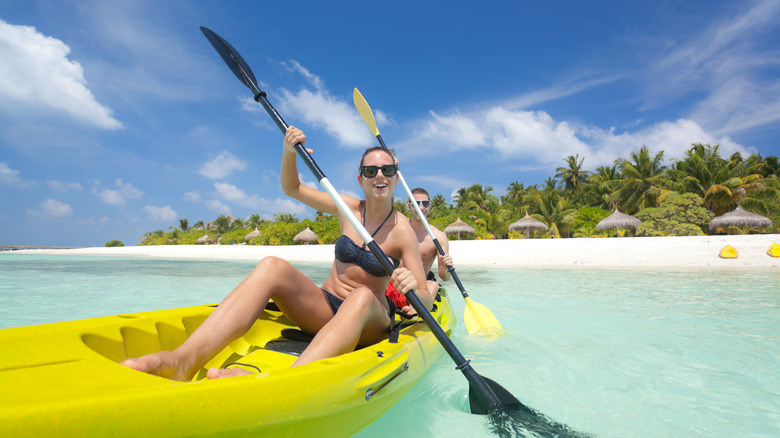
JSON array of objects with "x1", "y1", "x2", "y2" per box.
[
  {"x1": 529, "y1": 189, "x2": 577, "y2": 237},
  {"x1": 453, "y1": 187, "x2": 468, "y2": 209},
  {"x1": 273, "y1": 213, "x2": 298, "y2": 224},
  {"x1": 471, "y1": 196, "x2": 512, "y2": 239},
  {"x1": 667, "y1": 143, "x2": 769, "y2": 215},
  {"x1": 555, "y1": 155, "x2": 591, "y2": 191},
  {"x1": 460, "y1": 184, "x2": 495, "y2": 213},
  {"x1": 613, "y1": 146, "x2": 670, "y2": 214},
  {"x1": 501, "y1": 181, "x2": 527, "y2": 217},
  {"x1": 211, "y1": 215, "x2": 235, "y2": 234},
  {"x1": 179, "y1": 219, "x2": 190, "y2": 232},
  {"x1": 584, "y1": 164, "x2": 619, "y2": 209},
  {"x1": 247, "y1": 214, "x2": 264, "y2": 229}
]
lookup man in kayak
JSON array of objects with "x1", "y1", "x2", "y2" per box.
[
  {"x1": 121, "y1": 127, "x2": 432, "y2": 380},
  {"x1": 386, "y1": 187, "x2": 454, "y2": 315}
]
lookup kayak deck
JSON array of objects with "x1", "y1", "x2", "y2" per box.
[{"x1": 0, "y1": 290, "x2": 452, "y2": 437}]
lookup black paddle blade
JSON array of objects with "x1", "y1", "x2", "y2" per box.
[
  {"x1": 469, "y1": 376, "x2": 524, "y2": 415},
  {"x1": 470, "y1": 378, "x2": 593, "y2": 438},
  {"x1": 199, "y1": 26, "x2": 263, "y2": 97}
]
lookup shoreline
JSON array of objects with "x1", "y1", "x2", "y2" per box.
[{"x1": 4, "y1": 234, "x2": 779, "y2": 269}]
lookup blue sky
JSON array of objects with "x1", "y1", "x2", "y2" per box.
[{"x1": 1, "y1": 1, "x2": 779, "y2": 247}]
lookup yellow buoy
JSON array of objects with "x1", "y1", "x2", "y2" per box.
[
  {"x1": 768, "y1": 243, "x2": 780, "y2": 257},
  {"x1": 719, "y1": 245, "x2": 738, "y2": 259}
]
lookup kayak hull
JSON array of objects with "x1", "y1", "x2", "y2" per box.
[{"x1": 0, "y1": 290, "x2": 452, "y2": 437}]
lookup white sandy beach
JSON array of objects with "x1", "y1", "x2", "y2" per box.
[{"x1": 8, "y1": 234, "x2": 780, "y2": 269}]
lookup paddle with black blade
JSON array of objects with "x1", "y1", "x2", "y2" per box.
[
  {"x1": 199, "y1": 25, "x2": 515, "y2": 415},
  {"x1": 199, "y1": 27, "x2": 589, "y2": 437},
  {"x1": 353, "y1": 87, "x2": 504, "y2": 337}
]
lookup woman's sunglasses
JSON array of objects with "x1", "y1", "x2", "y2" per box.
[
  {"x1": 410, "y1": 200, "x2": 431, "y2": 209},
  {"x1": 360, "y1": 164, "x2": 398, "y2": 178}
]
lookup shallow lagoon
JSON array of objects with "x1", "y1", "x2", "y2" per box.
[{"x1": 1, "y1": 254, "x2": 778, "y2": 438}]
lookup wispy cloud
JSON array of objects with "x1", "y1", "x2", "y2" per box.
[
  {"x1": 0, "y1": 20, "x2": 122, "y2": 129},
  {"x1": 214, "y1": 182, "x2": 306, "y2": 215},
  {"x1": 27, "y1": 198, "x2": 73, "y2": 218},
  {"x1": 645, "y1": 0, "x2": 780, "y2": 135},
  {"x1": 91, "y1": 179, "x2": 143, "y2": 206},
  {"x1": 198, "y1": 151, "x2": 247, "y2": 180},
  {"x1": 47, "y1": 180, "x2": 84, "y2": 192},
  {"x1": 278, "y1": 87, "x2": 374, "y2": 148},
  {"x1": 143, "y1": 205, "x2": 177, "y2": 221},
  {"x1": 0, "y1": 162, "x2": 36, "y2": 188}
]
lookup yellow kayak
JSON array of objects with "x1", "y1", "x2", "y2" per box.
[{"x1": 0, "y1": 289, "x2": 452, "y2": 437}]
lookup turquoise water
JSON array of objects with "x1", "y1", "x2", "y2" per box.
[{"x1": 1, "y1": 254, "x2": 778, "y2": 438}]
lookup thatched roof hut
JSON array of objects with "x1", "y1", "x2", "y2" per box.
[
  {"x1": 196, "y1": 234, "x2": 210, "y2": 244},
  {"x1": 596, "y1": 209, "x2": 641, "y2": 236},
  {"x1": 444, "y1": 217, "x2": 475, "y2": 240},
  {"x1": 508, "y1": 212, "x2": 548, "y2": 238},
  {"x1": 709, "y1": 205, "x2": 772, "y2": 232},
  {"x1": 244, "y1": 227, "x2": 261, "y2": 241},
  {"x1": 293, "y1": 227, "x2": 319, "y2": 244}
]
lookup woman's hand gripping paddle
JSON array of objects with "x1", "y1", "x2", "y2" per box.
[
  {"x1": 353, "y1": 88, "x2": 504, "y2": 337},
  {"x1": 199, "y1": 26, "x2": 524, "y2": 417}
]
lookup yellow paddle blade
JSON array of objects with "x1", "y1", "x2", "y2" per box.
[
  {"x1": 353, "y1": 88, "x2": 380, "y2": 136},
  {"x1": 463, "y1": 297, "x2": 505, "y2": 337}
]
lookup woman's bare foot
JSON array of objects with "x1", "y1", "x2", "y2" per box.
[
  {"x1": 120, "y1": 351, "x2": 193, "y2": 381},
  {"x1": 206, "y1": 367, "x2": 254, "y2": 379}
]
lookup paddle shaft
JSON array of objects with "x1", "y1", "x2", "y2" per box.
[
  {"x1": 256, "y1": 94, "x2": 501, "y2": 409},
  {"x1": 373, "y1": 132, "x2": 471, "y2": 298},
  {"x1": 199, "y1": 26, "x2": 503, "y2": 412}
]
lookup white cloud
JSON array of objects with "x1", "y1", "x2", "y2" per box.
[
  {"x1": 143, "y1": 205, "x2": 177, "y2": 221},
  {"x1": 645, "y1": 0, "x2": 780, "y2": 136},
  {"x1": 91, "y1": 179, "x2": 143, "y2": 206},
  {"x1": 198, "y1": 151, "x2": 247, "y2": 180},
  {"x1": 183, "y1": 191, "x2": 202, "y2": 202},
  {"x1": 47, "y1": 180, "x2": 83, "y2": 192},
  {"x1": 27, "y1": 198, "x2": 73, "y2": 218},
  {"x1": 283, "y1": 60, "x2": 325, "y2": 90},
  {"x1": 0, "y1": 20, "x2": 122, "y2": 129},
  {"x1": 213, "y1": 182, "x2": 305, "y2": 215},
  {"x1": 421, "y1": 110, "x2": 487, "y2": 148},
  {"x1": 205, "y1": 199, "x2": 231, "y2": 214},
  {"x1": 0, "y1": 162, "x2": 35, "y2": 188},
  {"x1": 268, "y1": 61, "x2": 374, "y2": 148},
  {"x1": 413, "y1": 106, "x2": 751, "y2": 169}
]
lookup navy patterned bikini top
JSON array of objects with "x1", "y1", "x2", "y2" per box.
[
  {"x1": 334, "y1": 205, "x2": 399, "y2": 277},
  {"x1": 334, "y1": 235, "x2": 400, "y2": 277}
]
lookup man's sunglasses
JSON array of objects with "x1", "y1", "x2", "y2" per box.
[
  {"x1": 360, "y1": 164, "x2": 398, "y2": 178},
  {"x1": 409, "y1": 200, "x2": 431, "y2": 209}
]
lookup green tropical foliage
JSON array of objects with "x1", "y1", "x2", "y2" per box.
[
  {"x1": 138, "y1": 143, "x2": 779, "y2": 245},
  {"x1": 634, "y1": 193, "x2": 713, "y2": 237}
]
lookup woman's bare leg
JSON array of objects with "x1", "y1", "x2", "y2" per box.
[
  {"x1": 208, "y1": 288, "x2": 392, "y2": 378},
  {"x1": 121, "y1": 256, "x2": 333, "y2": 381},
  {"x1": 293, "y1": 288, "x2": 391, "y2": 367}
]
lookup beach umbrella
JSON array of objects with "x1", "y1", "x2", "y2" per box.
[
  {"x1": 595, "y1": 209, "x2": 641, "y2": 236},
  {"x1": 444, "y1": 217, "x2": 475, "y2": 240},
  {"x1": 709, "y1": 205, "x2": 773, "y2": 232},
  {"x1": 244, "y1": 227, "x2": 261, "y2": 241},
  {"x1": 293, "y1": 227, "x2": 319, "y2": 244},
  {"x1": 508, "y1": 212, "x2": 548, "y2": 239},
  {"x1": 196, "y1": 234, "x2": 209, "y2": 244}
]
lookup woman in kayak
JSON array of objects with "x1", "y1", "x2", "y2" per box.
[{"x1": 121, "y1": 126, "x2": 432, "y2": 380}]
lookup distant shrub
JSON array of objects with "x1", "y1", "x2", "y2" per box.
[
  {"x1": 635, "y1": 193, "x2": 713, "y2": 236},
  {"x1": 105, "y1": 240, "x2": 124, "y2": 247}
]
